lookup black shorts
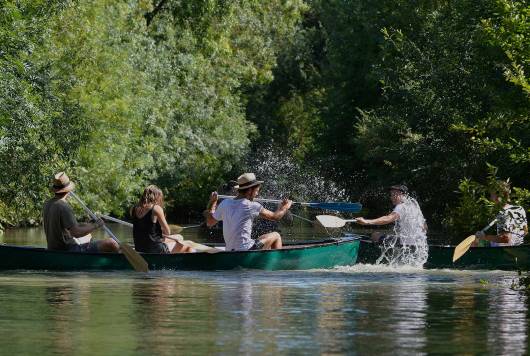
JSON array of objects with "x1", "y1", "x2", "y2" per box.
[{"x1": 67, "y1": 241, "x2": 101, "y2": 253}]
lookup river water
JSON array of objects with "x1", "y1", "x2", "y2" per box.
[{"x1": 0, "y1": 226, "x2": 528, "y2": 355}]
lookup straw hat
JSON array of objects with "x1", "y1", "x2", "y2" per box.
[
  {"x1": 51, "y1": 172, "x2": 75, "y2": 193},
  {"x1": 234, "y1": 173, "x2": 264, "y2": 190}
]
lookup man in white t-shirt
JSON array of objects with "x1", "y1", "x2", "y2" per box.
[
  {"x1": 355, "y1": 185, "x2": 427, "y2": 245},
  {"x1": 205, "y1": 173, "x2": 292, "y2": 251}
]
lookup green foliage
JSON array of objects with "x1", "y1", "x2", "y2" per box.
[
  {"x1": 0, "y1": 0, "x2": 72, "y2": 226},
  {"x1": 1, "y1": 0, "x2": 528, "y2": 234},
  {"x1": 447, "y1": 164, "x2": 530, "y2": 238},
  {"x1": 483, "y1": 0, "x2": 530, "y2": 95},
  {"x1": 0, "y1": 0, "x2": 305, "y2": 227}
]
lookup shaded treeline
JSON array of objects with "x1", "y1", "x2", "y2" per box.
[{"x1": 1, "y1": 0, "x2": 528, "y2": 235}]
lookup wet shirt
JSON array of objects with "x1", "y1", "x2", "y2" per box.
[
  {"x1": 495, "y1": 205, "x2": 527, "y2": 246},
  {"x1": 42, "y1": 198, "x2": 77, "y2": 250},
  {"x1": 213, "y1": 198, "x2": 263, "y2": 251},
  {"x1": 392, "y1": 198, "x2": 427, "y2": 245}
]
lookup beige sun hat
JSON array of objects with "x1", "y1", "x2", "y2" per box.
[
  {"x1": 234, "y1": 173, "x2": 264, "y2": 190},
  {"x1": 51, "y1": 172, "x2": 75, "y2": 193}
]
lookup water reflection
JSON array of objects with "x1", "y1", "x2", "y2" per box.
[
  {"x1": 0, "y1": 271, "x2": 528, "y2": 354},
  {"x1": 45, "y1": 286, "x2": 76, "y2": 355},
  {"x1": 487, "y1": 286, "x2": 528, "y2": 354}
]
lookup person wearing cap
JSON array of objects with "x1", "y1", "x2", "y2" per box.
[
  {"x1": 355, "y1": 185, "x2": 427, "y2": 244},
  {"x1": 42, "y1": 172, "x2": 120, "y2": 252},
  {"x1": 475, "y1": 180, "x2": 527, "y2": 246},
  {"x1": 205, "y1": 173, "x2": 292, "y2": 251}
]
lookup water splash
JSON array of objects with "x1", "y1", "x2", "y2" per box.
[
  {"x1": 243, "y1": 146, "x2": 350, "y2": 236},
  {"x1": 245, "y1": 146, "x2": 348, "y2": 203},
  {"x1": 376, "y1": 196, "x2": 428, "y2": 267}
]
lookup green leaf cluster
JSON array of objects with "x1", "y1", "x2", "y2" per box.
[{"x1": 0, "y1": 0, "x2": 305, "y2": 227}]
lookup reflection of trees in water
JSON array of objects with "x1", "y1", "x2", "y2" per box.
[
  {"x1": 44, "y1": 281, "x2": 91, "y2": 355},
  {"x1": 425, "y1": 285, "x2": 489, "y2": 353},
  {"x1": 347, "y1": 278, "x2": 427, "y2": 353},
  {"x1": 45, "y1": 286, "x2": 76, "y2": 355},
  {"x1": 315, "y1": 285, "x2": 352, "y2": 353},
  {"x1": 213, "y1": 277, "x2": 291, "y2": 354},
  {"x1": 487, "y1": 281, "x2": 528, "y2": 354},
  {"x1": 130, "y1": 277, "x2": 220, "y2": 355}
]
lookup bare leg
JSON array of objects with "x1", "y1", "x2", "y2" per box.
[
  {"x1": 258, "y1": 231, "x2": 282, "y2": 250},
  {"x1": 98, "y1": 238, "x2": 120, "y2": 252},
  {"x1": 165, "y1": 237, "x2": 193, "y2": 253}
]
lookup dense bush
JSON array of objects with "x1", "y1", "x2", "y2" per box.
[{"x1": 1, "y1": 0, "x2": 528, "y2": 235}]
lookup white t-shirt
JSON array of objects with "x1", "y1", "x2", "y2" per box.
[
  {"x1": 392, "y1": 198, "x2": 427, "y2": 245},
  {"x1": 212, "y1": 198, "x2": 263, "y2": 251}
]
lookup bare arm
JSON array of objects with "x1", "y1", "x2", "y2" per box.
[
  {"x1": 481, "y1": 232, "x2": 510, "y2": 244},
  {"x1": 356, "y1": 212, "x2": 399, "y2": 226},
  {"x1": 205, "y1": 192, "x2": 219, "y2": 227},
  {"x1": 259, "y1": 199, "x2": 292, "y2": 221},
  {"x1": 152, "y1": 205, "x2": 171, "y2": 236},
  {"x1": 67, "y1": 220, "x2": 102, "y2": 237}
]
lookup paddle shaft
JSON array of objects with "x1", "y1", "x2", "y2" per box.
[
  {"x1": 452, "y1": 219, "x2": 498, "y2": 263},
  {"x1": 217, "y1": 195, "x2": 361, "y2": 211},
  {"x1": 69, "y1": 192, "x2": 149, "y2": 272},
  {"x1": 480, "y1": 219, "x2": 497, "y2": 234},
  {"x1": 101, "y1": 214, "x2": 133, "y2": 228},
  {"x1": 218, "y1": 194, "x2": 305, "y2": 205},
  {"x1": 100, "y1": 214, "x2": 201, "y2": 231},
  {"x1": 70, "y1": 193, "x2": 120, "y2": 243}
]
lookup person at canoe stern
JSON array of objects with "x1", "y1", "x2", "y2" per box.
[
  {"x1": 131, "y1": 185, "x2": 193, "y2": 253},
  {"x1": 205, "y1": 173, "x2": 292, "y2": 251},
  {"x1": 475, "y1": 180, "x2": 528, "y2": 246},
  {"x1": 43, "y1": 172, "x2": 119, "y2": 252},
  {"x1": 355, "y1": 185, "x2": 427, "y2": 244}
]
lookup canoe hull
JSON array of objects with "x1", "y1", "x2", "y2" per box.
[
  {"x1": 0, "y1": 238, "x2": 360, "y2": 271},
  {"x1": 358, "y1": 240, "x2": 530, "y2": 270}
]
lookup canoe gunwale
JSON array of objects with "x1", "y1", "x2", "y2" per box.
[{"x1": 0, "y1": 235, "x2": 360, "y2": 256}]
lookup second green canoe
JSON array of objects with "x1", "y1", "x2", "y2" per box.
[{"x1": 357, "y1": 238, "x2": 530, "y2": 270}]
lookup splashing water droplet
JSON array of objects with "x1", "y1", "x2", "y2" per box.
[{"x1": 376, "y1": 196, "x2": 428, "y2": 267}]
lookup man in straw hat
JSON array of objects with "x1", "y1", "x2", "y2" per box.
[
  {"x1": 42, "y1": 172, "x2": 119, "y2": 252},
  {"x1": 205, "y1": 173, "x2": 292, "y2": 251}
]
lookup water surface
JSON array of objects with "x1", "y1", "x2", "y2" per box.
[{"x1": 0, "y1": 227, "x2": 527, "y2": 355}]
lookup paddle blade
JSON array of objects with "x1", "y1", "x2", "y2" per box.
[
  {"x1": 310, "y1": 202, "x2": 362, "y2": 213},
  {"x1": 169, "y1": 224, "x2": 183, "y2": 234},
  {"x1": 316, "y1": 215, "x2": 347, "y2": 228},
  {"x1": 120, "y1": 243, "x2": 149, "y2": 272},
  {"x1": 452, "y1": 235, "x2": 476, "y2": 262},
  {"x1": 181, "y1": 240, "x2": 221, "y2": 254}
]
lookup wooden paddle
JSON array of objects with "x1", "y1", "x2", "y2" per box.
[
  {"x1": 100, "y1": 214, "x2": 221, "y2": 253},
  {"x1": 100, "y1": 214, "x2": 200, "y2": 234},
  {"x1": 316, "y1": 215, "x2": 358, "y2": 228},
  {"x1": 452, "y1": 219, "x2": 497, "y2": 262},
  {"x1": 70, "y1": 193, "x2": 149, "y2": 272},
  {"x1": 217, "y1": 195, "x2": 362, "y2": 213}
]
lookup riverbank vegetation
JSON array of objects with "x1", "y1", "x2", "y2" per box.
[{"x1": 1, "y1": 0, "x2": 528, "y2": 238}]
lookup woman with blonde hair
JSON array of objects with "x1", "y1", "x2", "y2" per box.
[{"x1": 132, "y1": 185, "x2": 192, "y2": 253}]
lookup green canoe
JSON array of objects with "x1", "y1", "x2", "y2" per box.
[
  {"x1": 0, "y1": 236, "x2": 360, "y2": 271},
  {"x1": 357, "y1": 238, "x2": 530, "y2": 270}
]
